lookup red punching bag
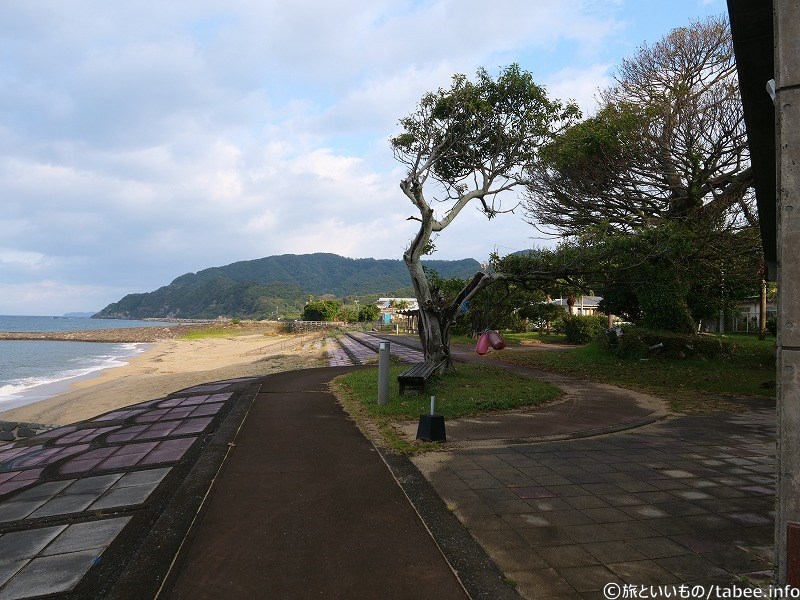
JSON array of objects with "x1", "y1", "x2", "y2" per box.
[
  {"x1": 487, "y1": 330, "x2": 506, "y2": 350},
  {"x1": 476, "y1": 331, "x2": 491, "y2": 355}
]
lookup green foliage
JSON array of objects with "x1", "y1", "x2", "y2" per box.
[
  {"x1": 335, "y1": 363, "x2": 560, "y2": 420},
  {"x1": 358, "y1": 304, "x2": 381, "y2": 322},
  {"x1": 392, "y1": 64, "x2": 580, "y2": 191},
  {"x1": 302, "y1": 299, "x2": 341, "y2": 321},
  {"x1": 337, "y1": 305, "x2": 359, "y2": 323},
  {"x1": 496, "y1": 333, "x2": 776, "y2": 413},
  {"x1": 767, "y1": 316, "x2": 777, "y2": 336},
  {"x1": 560, "y1": 314, "x2": 608, "y2": 344},
  {"x1": 519, "y1": 302, "x2": 564, "y2": 331},
  {"x1": 601, "y1": 326, "x2": 732, "y2": 359}
]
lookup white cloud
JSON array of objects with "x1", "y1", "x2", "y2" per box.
[
  {"x1": 545, "y1": 63, "x2": 614, "y2": 116},
  {"x1": 0, "y1": 0, "x2": 722, "y2": 314}
]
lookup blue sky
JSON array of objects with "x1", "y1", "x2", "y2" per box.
[{"x1": 0, "y1": 0, "x2": 727, "y2": 315}]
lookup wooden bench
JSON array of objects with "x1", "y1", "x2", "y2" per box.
[{"x1": 398, "y1": 362, "x2": 437, "y2": 395}]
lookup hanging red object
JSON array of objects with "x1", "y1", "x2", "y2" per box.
[
  {"x1": 475, "y1": 331, "x2": 491, "y2": 355},
  {"x1": 487, "y1": 330, "x2": 506, "y2": 350}
]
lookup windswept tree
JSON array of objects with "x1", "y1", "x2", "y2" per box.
[
  {"x1": 524, "y1": 16, "x2": 761, "y2": 331},
  {"x1": 392, "y1": 65, "x2": 579, "y2": 371},
  {"x1": 526, "y1": 15, "x2": 753, "y2": 234}
]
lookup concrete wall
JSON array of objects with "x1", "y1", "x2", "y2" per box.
[{"x1": 775, "y1": 0, "x2": 800, "y2": 585}]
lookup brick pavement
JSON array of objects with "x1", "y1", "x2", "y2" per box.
[{"x1": 415, "y1": 408, "x2": 776, "y2": 599}]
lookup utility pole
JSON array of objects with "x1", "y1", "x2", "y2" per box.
[{"x1": 775, "y1": 0, "x2": 800, "y2": 586}]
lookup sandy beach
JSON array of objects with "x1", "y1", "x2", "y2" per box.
[{"x1": 0, "y1": 327, "x2": 329, "y2": 426}]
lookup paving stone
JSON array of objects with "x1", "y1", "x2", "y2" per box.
[
  {"x1": 0, "y1": 551, "x2": 98, "y2": 599},
  {"x1": 628, "y1": 537, "x2": 694, "y2": 559},
  {"x1": 0, "y1": 526, "x2": 66, "y2": 561},
  {"x1": 0, "y1": 435, "x2": 14, "y2": 444},
  {"x1": 655, "y1": 554, "x2": 731, "y2": 581},
  {"x1": 722, "y1": 512, "x2": 772, "y2": 527},
  {"x1": 537, "y1": 545, "x2": 599, "y2": 568},
  {"x1": 653, "y1": 501, "x2": 707, "y2": 517},
  {"x1": 488, "y1": 499, "x2": 535, "y2": 516},
  {"x1": 518, "y1": 526, "x2": 575, "y2": 547},
  {"x1": 0, "y1": 562, "x2": 26, "y2": 588},
  {"x1": 29, "y1": 493, "x2": 98, "y2": 518},
  {"x1": 489, "y1": 546, "x2": 549, "y2": 571},
  {"x1": 561, "y1": 524, "x2": 621, "y2": 544},
  {"x1": 0, "y1": 500, "x2": 46, "y2": 523},
  {"x1": 564, "y1": 496, "x2": 610, "y2": 510},
  {"x1": 12, "y1": 480, "x2": 74, "y2": 501},
  {"x1": 620, "y1": 505, "x2": 669, "y2": 519},
  {"x1": 63, "y1": 474, "x2": 122, "y2": 495},
  {"x1": 546, "y1": 484, "x2": 589, "y2": 497},
  {"x1": 607, "y1": 559, "x2": 681, "y2": 584},
  {"x1": 468, "y1": 515, "x2": 512, "y2": 532},
  {"x1": 557, "y1": 564, "x2": 622, "y2": 592},
  {"x1": 41, "y1": 518, "x2": 130, "y2": 555},
  {"x1": 602, "y1": 520, "x2": 661, "y2": 540},
  {"x1": 541, "y1": 510, "x2": 596, "y2": 527},
  {"x1": 581, "y1": 507, "x2": 633, "y2": 524},
  {"x1": 701, "y1": 548, "x2": 771, "y2": 572},
  {"x1": 509, "y1": 567, "x2": 576, "y2": 597},
  {"x1": 582, "y1": 541, "x2": 647, "y2": 564}
]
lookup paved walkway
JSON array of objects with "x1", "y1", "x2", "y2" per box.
[{"x1": 162, "y1": 367, "x2": 469, "y2": 600}]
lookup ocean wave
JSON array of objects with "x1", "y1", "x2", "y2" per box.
[{"x1": 0, "y1": 343, "x2": 149, "y2": 403}]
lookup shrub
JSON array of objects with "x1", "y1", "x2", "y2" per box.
[
  {"x1": 767, "y1": 316, "x2": 777, "y2": 336},
  {"x1": 561, "y1": 314, "x2": 608, "y2": 344},
  {"x1": 602, "y1": 326, "x2": 732, "y2": 359}
]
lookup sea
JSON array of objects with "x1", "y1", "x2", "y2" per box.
[{"x1": 0, "y1": 315, "x2": 176, "y2": 413}]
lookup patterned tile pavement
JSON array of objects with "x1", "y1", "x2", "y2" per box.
[
  {"x1": 325, "y1": 331, "x2": 424, "y2": 366},
  {"x1": 415, "y1": 408, "x2": 777, "y2": 599},
  {"x1": 0, "y1": 377, "x2": 256, "y2": 599}
]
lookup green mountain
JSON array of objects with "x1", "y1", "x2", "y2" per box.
[{"x1": 95, "y1": 253, "x2": 482, "y2": 320}]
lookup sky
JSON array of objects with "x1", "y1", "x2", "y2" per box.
[{"x1": 0, "y1": 0, "x2": 728, "y2": 315}]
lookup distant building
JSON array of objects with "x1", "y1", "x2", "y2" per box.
[
  {"x1": 549, "y1": 296, "x2": 602, "y2": 316},
  {"x1": 375, "y1": 298, "x2": 419, "y2": 324}
]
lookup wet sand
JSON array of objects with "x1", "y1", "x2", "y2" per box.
[{"x1": 0, "y1": 328, "x2": 328, "y2": 426}]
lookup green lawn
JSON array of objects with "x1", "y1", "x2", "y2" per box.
[
  {"x1": 494, "y1": 334, "x2": 776, "y2": 413},
  {"x1": 333, "y1": 362, "x2": 560, "y2": 453},
  {"x1": 335, "y1": 363, "x2": 560, "y2": 420}
]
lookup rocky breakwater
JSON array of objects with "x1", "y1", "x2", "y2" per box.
[{"x1": 0, "y1": 325, "x2": 205, "y2": 343}]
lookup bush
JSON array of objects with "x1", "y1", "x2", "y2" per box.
[
  {"x1": 767, "y1": 316, "x2": 777, "y2": 336},
  {"x1": 602, "y1": 326, "x2": 733, "y2": 359},
  {"x1": 561, "y1": 314, "x2": 608, "y2": 344}
]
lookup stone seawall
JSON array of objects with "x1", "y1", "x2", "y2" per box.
[{"x1": 0, "y1": 325, "x2": 204, "y2": 343}]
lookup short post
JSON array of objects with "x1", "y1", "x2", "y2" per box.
[
  {"x1": 377, "y1": 341, "x2": 390, "y2": 406},
  {"x1": 416, "y1": 395, "x2": 446, "y2": 442}
]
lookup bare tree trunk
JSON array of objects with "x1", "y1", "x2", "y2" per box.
[
  {"x1": 759, "y1": 278, "x2": 767, "y2": 341},
  {"x1": 404, "y1": 253, "x2": 453, "y2": 373}
]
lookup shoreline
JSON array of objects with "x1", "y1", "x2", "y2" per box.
[
  {"x1": 0, "y1": 329, "x2": 328, "y2": 426},
  {"x1": 0, "y1": 342, "x2": 153, "y2": 415}
]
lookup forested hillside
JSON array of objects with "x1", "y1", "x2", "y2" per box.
[{"x1": 95, "y1": 253, "x2": 481, "y2": 320}]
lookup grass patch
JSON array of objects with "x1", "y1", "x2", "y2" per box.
[
  {"x1": 179, "y1": 326, "x2": 240, "y2": 340},
  {"x1": 336, "y1": 363, "x2": 559, "y2": 419},
  {"x1": 332, "y1": 363, "x2": 560, "y2": 453},
  {"x1": 495, "y1": 335, "x2": 776, "y2": 414},
  {"x1": 178, "y1": 321, "x2": 285, "y2": 340}
]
